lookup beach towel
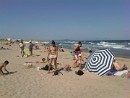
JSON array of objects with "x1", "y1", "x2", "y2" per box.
[
  {"x1": 24, "y1": 48, "x2": 30, "y2": 56},
  {"x1": 114, "y1": 70, "x2": 128, "y2": 76}
]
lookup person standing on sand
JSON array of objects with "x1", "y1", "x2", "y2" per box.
[
  {"x1": 28, "y1": 40, "x2": 35, "y2": 56},
  {"x1": 47, "y1": 40, "x2": 58, "y2": 73},
  {"x1": 19, "y1": 40, "x2": 25, "y2": 57},
  {"x1": 73, "y1": 41, "x2": 82, "y2": 60}
]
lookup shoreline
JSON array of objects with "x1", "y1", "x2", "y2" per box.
[{"x1": 60, "y1": 47, "x2": 130, "y2": 59}]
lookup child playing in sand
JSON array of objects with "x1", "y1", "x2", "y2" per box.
[
  {"x1": 0, "y1": 60, "x2": 10, "y2": 75},
  {"x1": 72, "y1": 54, "x2": 84, "y2": 69}
]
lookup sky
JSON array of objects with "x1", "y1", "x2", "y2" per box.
[{"x1": 0, "y1": 0, "x2": 130, "y2": 40}]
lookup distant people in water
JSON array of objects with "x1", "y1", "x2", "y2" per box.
[
  {"x1": 19, "y1": 40, "x2": 25, "y2": 57},
  {"x1": 47, "y1": 40, "x2": 58, "y2": 73}
]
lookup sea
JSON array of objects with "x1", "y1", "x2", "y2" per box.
[{"x1": 54, "y1": 40, "x2": 130, "y2": 58}]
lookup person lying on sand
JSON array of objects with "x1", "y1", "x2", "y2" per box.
[{"x1": 0, "y1": 60, "x2": 10, "y2": 75}]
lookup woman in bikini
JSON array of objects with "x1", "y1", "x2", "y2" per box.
[
  {"x1": 73, "y1": 41, "x2": 82, "y2": 60},
  {"x1": 47, "y1": 40, "x2": 58, "y2": 73}
]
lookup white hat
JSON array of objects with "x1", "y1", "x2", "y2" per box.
[
  {"x1": 78, "y1": 54, "x2": 82, "y2": 57},
  {"x1": 29, "y1": 40, "x2": 32, "y2": 43}
]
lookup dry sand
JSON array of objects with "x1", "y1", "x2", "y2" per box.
[{"x1": 0, "y1": 43, "x2": 130, "y2": 98}]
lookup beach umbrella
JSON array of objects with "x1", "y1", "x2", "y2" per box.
[{"x1": 85, "y1": 49, "x2": 114, "y2": 76}]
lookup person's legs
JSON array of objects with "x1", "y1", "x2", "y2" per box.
[
  {"x1": 74, "y1": 54, "x2": 78, "y2": 60},
  {"x1": 54, "y1": 58, "x2": 57, "y2": 70},
  {"x1": 21, "y1": 49, "x2": 24, "y2": 57},
  {"x1": 20, "y1": 48, "x2": 23, "y2": 56},
  {"x1": 48, "y1": 58, "x2": 53, "y2": 73},
  {"x1": 22, "y1": 48, "x2": 25, "y2": 56},
  {"x1": 29, "y1": 48, "x2": 33, "y2": 56},
  {"x1": 72, "y1": 60, "x2": 77, "y2": 68}
]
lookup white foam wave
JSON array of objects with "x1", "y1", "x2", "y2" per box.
[
  {"x1": 63, "y1": 41, "x2": 76, "y2": 44},
  {"x1": 59, "y1": 43, "x2": 62, "y2": 46},
  {"x1": 96, "y1": 41, "x2": 129, "y2": 49},
  {"x1": 88, "y1": 42, "x2": 94, "y2": 44},
  {"x1": 97, "y1": 41, "x2": 117, "y2": 46},
  {"x1": 121, "y1": 47, "x2": 130, "y2": 50}
]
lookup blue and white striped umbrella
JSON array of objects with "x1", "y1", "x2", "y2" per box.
[{"x1": 85, "y1": 49, "x2": 114, "y2": 76}]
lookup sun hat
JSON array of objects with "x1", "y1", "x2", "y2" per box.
[
  {"x1": 29, "y1": 40, "x2": 32, "y2": 43},
  {"x1": 78, "y1": 54, "x2": 82, "y2": 57}
]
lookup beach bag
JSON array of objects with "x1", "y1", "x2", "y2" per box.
[
  {"x1": 70, "y1": 51, "x2": 74, "y2": 56},
  {"x1": 53, "y1": 68, "x2": 63, "y2": 76},
  {"x1": 75, "y1": 70, "x2": 84, "y2": 76},
  {"x1": 41, "y1": 65, "x2": 53, "y2": 71}
]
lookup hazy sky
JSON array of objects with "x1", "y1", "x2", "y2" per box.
[{"x1": 0, "y1": 0, "x2": 130, "y2": 40}]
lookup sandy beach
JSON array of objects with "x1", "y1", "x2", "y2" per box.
[{"x1": 0, "y1": 43, "x2": 130, "y2": 98}]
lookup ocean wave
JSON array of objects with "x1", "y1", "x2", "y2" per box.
[
  {"x1": 59, "y1": 43, "x2": 62, "y2": 46},
  {"x1": 88, "y1": 42, "x2": 94, "y2": 44},
  {"x1": 56, "y1": 40, "x2": 130, "y2": 58},
  {"x1": 97, "y1": 44, "x2": 124, "y2": 49},
  {"x1": 57, "y1": 40, "x2": 130, "y2": 50},
  {"x1": 96, "y1": 41, "x2": 126, "y2": 49},
  {"x1": 121, "y1": 47, "x2": 130, "y2": 50},
  {"x1": 63, "y1": 41, "x2": 77, "y2": 44},
  {"x1": 97, "y1": 41, "x2": 116, "y2": 46}
]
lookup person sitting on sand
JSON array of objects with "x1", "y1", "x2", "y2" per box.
[
  {"x1": 0, "y1": 60, "x2": 10, "y2": 75},
  {"x1": 47, "y1": 40, "x2": 58, "y2": 73},
  {"x1": 112, "y1": 59, "x2": 128, "y2": 71},
  {"x1": 72, "y1": 54, "x2": 84, "y2": 69},
  {"x1": 59, "y1": 47, "x2": 64, "y2": 52},
  {"x1": 85, "y1": 50, "x2": 93, "y2": 59}
]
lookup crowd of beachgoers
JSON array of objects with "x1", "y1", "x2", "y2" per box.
[{"x1": 0, "y1": 39, "x2": 130, "y2": 98}]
